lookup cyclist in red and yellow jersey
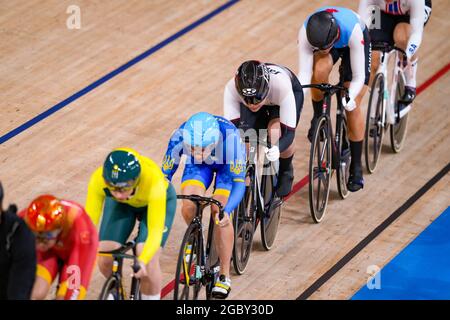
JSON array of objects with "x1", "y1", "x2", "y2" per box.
[
  {"x1": 86, "y1": 147, "x2": 176, "y2": 300},
  {"x1": 20, "y1": 195, "x2": 98, "y2": 300}
]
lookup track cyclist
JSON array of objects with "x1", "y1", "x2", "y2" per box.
[
  {"x1": 224, "y1": 60, "x2": 304, "y2": 197},
  {"x1": 298, "y1": 6, "x2": 372, "y2": 192},
  {"x1": 20, "y1": 195, "x2": 98, "y2": 300},
  {"x1": 359, "y1": 0, "x2": 432, "y2": 113},
  {"x1": 162, "y1": 112, "x2": 246, "y2": 299},
  {"x1": 86, "y1": 147, "x2": 176, "y2": 300}
]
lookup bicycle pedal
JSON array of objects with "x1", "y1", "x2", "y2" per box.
[{"x1": 179, "y1": 277, "x2": 198, "y2": 286}]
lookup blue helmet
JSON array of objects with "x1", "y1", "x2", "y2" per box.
[{"x1": 183, "y1": 112, "x2": 221, "y2": 148}]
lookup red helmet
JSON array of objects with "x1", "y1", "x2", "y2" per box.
[{"x1": 24, "y1": 195, "x2": 65, "y2": 233}]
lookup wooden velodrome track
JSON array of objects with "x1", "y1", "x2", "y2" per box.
[{"x1": 1, "y1": 0, "x2": 449, "y2": 300}]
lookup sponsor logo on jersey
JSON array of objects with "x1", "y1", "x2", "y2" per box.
[
  {"x1": 80, "y1": 231, "x2": 91, "y2": 244},
  {"x1": 230, "y1": 160, "x2": 244, "y2": 175},
  {"x1": 162, "y1": 155, "x2": 175, "y2": 171}
]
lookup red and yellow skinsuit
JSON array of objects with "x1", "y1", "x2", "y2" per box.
[{"x1": 19, "y1": 200, "x2": 98, "y2": 300}]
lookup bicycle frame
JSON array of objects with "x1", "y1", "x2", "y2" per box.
[
  {"x1": 246, "y1": 138, "x2": 280, "y2": 219},
  {"x1": 98, "y1": 240, "x2": 141, "y2": 300},
  {"x1": 175, "y1": 195, "x2": 223, "y2": 299},
  {"x1": 306, "y1": 83, "x2": 348, "y2": 171},
  {"x1": 372, "y1": 44, "x2": 407, "y2": 126}
]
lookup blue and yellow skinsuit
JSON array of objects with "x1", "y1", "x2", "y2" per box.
[{"x1": 162, "y1": 116, "x2": 246, "y2": 215}]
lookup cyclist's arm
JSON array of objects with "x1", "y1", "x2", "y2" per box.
[
  {"x1": 358, "y1": 0, "x2": 377, "y2": 26},
  {"x1": 8, "y1": 219, "x2": 36, "y2": 300},
  {"x1": 297, "y1": 25, "x2": 314, "y2": 97},
  {"x1": 60, "y1": 213, "x2": 98, "y2": 300},
  {"x1": 223, "y1": 135, "x2": 246, "y2": 215},
  {"x1": 224, "y1": 179, "x2": 245, "y2": 215},
  {"x1": 139, "y1": 173, "x2": 166, "y2": 264},
  {"x1": 348, "y1": 25, "x2": 367, "y2": 100},
  {"x1": 406, "y1": 1, "x2": 425, "y2": 59},
  {"x1": 85, "y1": 168, "x2": 106, "y2": 226},
  {"x1": 162, "y1": 125, "x2": 185, "y2": 181},
  {"x1": 223, "y1": 79, "x2": 241, "y2": 127},
  {"x1": 278, "y1": 80, "x2": 298, "y2": 152}
]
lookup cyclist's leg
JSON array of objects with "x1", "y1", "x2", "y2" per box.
[
  {"x1": 136, "y1": 244, "x2": 162, "y2": 299},
  {"x1": 393, "y1": 18, "x2": 423, "y2": 104},
  {"x1": 269, "y1": 75, "x2": 303, "y2": 196},
  {"x1": 239, "y1": 103, "x2": 271, "y2": 164},
  {"x1": 342, "y1": 28, "x2": 371, "y2": 191},
  {"x1": 266, "y1": 110, "x2": 295, "y2": 197},
  {"x1": 135, "y1": 183, "x2": 177, "y2": 299},
  {"x1": 368, "y1": 10, "x2": 397, "y2": 86},
  {"x1": 97, "y1": 197, "x2": 136, "y2": 277},
  {"x1": 308, "y1": 51, "x2": 334, "y2": 142},
  {"x1": 31, "y1": 253, "x2": 58, "y2": 300},
  {"x1": 211, "y1": 170, "x2": 234, "y2": 298},
  {"x1": 180, "y1": 163, "x2": 213, "y2": 224},
  {"x1": 392, "y1": 21, "x2": 415, "y2": 107}
]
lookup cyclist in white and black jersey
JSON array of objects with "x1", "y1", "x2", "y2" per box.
[
  {"x1": 224, "y1": 61, "x2": 304, "y2": 197},
  {"x1": 359, "y1": 0, "x2": 432, "y2": 108}
]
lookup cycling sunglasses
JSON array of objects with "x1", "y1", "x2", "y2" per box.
[
  {"x1": 105, "y1": 180, "x2": 137, "y2": 192},
  {"x1": 34, "y1": 229, "x2": 61, "y2": 242},
  {"x1": 243, "y1": 95, "x2": 266, "y2": 106}
]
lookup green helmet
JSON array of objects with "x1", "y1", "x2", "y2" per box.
[{"x1": 102, "y1": 149, "x2": 141, "y2": 189}]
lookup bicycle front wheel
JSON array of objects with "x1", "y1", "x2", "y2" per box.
[
  {"x1": 98, "y1": 276, "x2": 121, "y2": 300},
  {"x1": 130, "y1": 277, "x2": 141, "y2": 300},
  {"x1": 336, "y1": 116, "x2": 351, "y2": 199},
  {"x1": 365, "y1": 72, "x2": 385, "y2": 173},
  {"x1": 174, "y1": 223, "x2": 202, "y2": 300},
  {"x1": 232, "y1": 181, "x2": 256, "y2": 275},
  {"x1": 260, "y1": 162, "x2": 282, "y2": 251},
  {"x1": 309, "y1": 116, "x2": 332, "y2": 223},
  {"x1": 390, "y1": 71, "x2": 409, "y2": 153}
]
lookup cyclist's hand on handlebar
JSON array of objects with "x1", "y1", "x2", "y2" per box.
[
  {"x1": 342, "y1": 96, "x2": 357, "y2": 111},
  {"x1": 215, "y1": 211, "x2": 230, "y2": 228},
  {"x1": 133, "y1": 260, "x2": 147, "y2": 279},
  {"x1": 264, "y1": 146, "x2": 280, "y2": 162}
]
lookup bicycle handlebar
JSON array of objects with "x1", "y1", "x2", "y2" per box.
[
  {"x1": 98, "y1": 239, "x2": 141, "y2": 273},
  {"x1": 302, "y1": 83, "x2": 347, "y2": 95},
  {"x1": 177, "y1": 194, "x2": 225, "y2": 221},
  {"x1": 372, "y1": 42, "x2": 407, "y2": 57},
  {"x1": 99, "y1": 239, "x2": 134, "y2": 254},
  {"x1": 98, "y1": 240, "x2": 140, "y2": 273}
]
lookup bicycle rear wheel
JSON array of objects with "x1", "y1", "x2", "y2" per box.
[
  {"x1": 390, "y1": 71, "x2": 409, "y2": 153},
  {"x1": 232, "y1": 172, "x2": 256, "y2": 275},
  {"x1": 309, "y1": 116, "x2": 332, "y2": 223},
  {"x1": 260, "y1": 162, "x2": 282, "y2": 251},
  {"x1": 98, "y1": 276, "x2": 121, "y2": 300},
  {"x1": 365, "y1": 72, "x2": 385, "y2": 173},
  {"x1": 336, "y1": 116, "x2": 351, "y2": 199},
  {"x1": 174, "y1": 223, "x2": 202, "y2": 300}
]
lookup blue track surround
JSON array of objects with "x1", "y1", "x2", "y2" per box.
[
  {"x1": 0, "y1": 0, "x2": 240, "y2": 145},
  {"x1": 352, "y1": 206, "x2": 450, "y2": 300}
]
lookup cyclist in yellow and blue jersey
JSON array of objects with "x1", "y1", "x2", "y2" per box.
[
  {"x1": 86, "y1": 147, "x2": 176, "y2": 300},
  {"x1": 162, "y1": 112, "x2": 246, "y2": 299}
]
